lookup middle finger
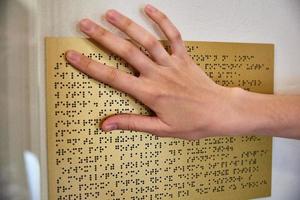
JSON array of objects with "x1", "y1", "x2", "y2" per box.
[
  {"x1": 79, "y1": 18, "x2": 155, "y2": 74},
  {"x1": 105, "y1": 10, "x2": 172, "y2": 66}
]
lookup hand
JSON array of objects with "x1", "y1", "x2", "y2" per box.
[{"x1": 65, "y1": 5, "x2": 259, "y2": 140}]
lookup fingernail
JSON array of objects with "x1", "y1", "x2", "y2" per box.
[
  {"x1": 66, "y1": 50, "x2": 80, "y2": 63},
  {"x1": 103, "y1": 124, "x2": 117, "y2": 131},
  {"x1": 106, "y1": 10, "x2": 121, "y2": 22},
  {"x1": 80, "y1": 19, "x2": 94, "y2": 32},
  {"x1": 145, "y1": 4, "x2": 157, "y2": 12}
]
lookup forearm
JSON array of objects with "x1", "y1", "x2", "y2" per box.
[{"x1": 235, "y1": 88, "x2": 300, "y2": 139}]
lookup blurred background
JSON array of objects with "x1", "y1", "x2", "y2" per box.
[{"x1": 0, "y1": 0, "x2": 299, "y2": 199}]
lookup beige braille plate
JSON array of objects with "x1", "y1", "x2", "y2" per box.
[{"x1": 46, "y1": 37, "x2": 273, "y2": 200}]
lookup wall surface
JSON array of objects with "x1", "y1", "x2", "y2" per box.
[{"x1": 2, "y1": 0, "x2": 299, "y2": 200}]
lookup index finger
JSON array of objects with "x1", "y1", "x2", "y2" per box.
[{"x1": 65, "y1": 50, "x2": 145, "y2": 100}]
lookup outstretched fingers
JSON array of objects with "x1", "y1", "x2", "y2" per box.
[
  {"x1": 105, "y1": 9, "x2": 172, "y2": 66},
  {"x1": 144, "y1": 4, "x2": 187, "y2": 57},
  {"x1": 78, "y1": 18, "x2": 155, "y2": 74}
]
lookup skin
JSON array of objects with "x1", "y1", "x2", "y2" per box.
[{"x1": 66, "y1": 4, "x2": 300, "y2": 140}]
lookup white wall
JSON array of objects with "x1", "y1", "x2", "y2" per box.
[{"x1": 2, "y1": 0, "x2": 299, "y2": 199}]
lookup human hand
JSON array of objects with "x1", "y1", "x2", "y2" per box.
[{"x1": 65, "y1": 4, "x2": 246, "y2": 140}]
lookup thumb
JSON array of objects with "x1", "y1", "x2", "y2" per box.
[{"x1": 101, "y1": 114, "x2": 170, "y2": 136}]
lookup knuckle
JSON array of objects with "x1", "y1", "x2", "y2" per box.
[
  {"x1": 171, "y1": 29, "x2": 182, "y2": 41},
  {"x1": 120, "y1": 43, "x2": 136, "y2": 58},
  {"x1": 85, "y1": 58, "x2": 94, "y2": 72},
  {"x1": 150, "y1": 87, "x2": 168, "y2": 106},
  {"x1": 159, "y1": 13, "x2": 168, "y2": 21},
  {"x1": 122, "y1": 18, "x2": 133, "y2": 30},
  {"x1": 106, "y1": 68, "x2": 118, "y2": 83},
  {"x1": 95, "y1": 26, "x2": 107, "y2": 37},
  {"x1": 144, "y1": 35, "x2": 159, "y2": 50},
  {"x1": 126, "y1": 115, "x2": 137, "y2": 130}
]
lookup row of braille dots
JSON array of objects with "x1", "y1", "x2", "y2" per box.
[
  {"x1": 98, "y1": 88, "x2": 131, "y2": 98},
  {"x1": 115, "y1": 143, "x2": 140, "y2": 152},
  {"x1": 55, "y1": 128, "x2": 87, "y2": 138},
  {"x1": 240, "y1": 179, "x2": 268, "y2": 189},
  {"x1": 54, "y1": 100, "x2": 90, "y2": 109},
  {"x1": 59, "y1": 165, "x2": 97, "y2": 177},
  {"x1": 171, "y1": 165, "x2": 204, "y2": 174},
  {"x1": 112, "y1": 133, "x2": 143, "y2": 143},
  {"x1": 204, "y1": 71, "x2": 239, "y2": 80},
  {"x1": 82, "y1": 118, "x2": 100, "y2": 126},
  {"x1": 53, "y1": 71, "x2": 93, "y2": 80},
  {"x1": 56, "y1": 192, "x2": 84, "y2": 200},
  {"x1": 98, "y1": 90, "x2": 149, "y2": 114},
  {"x1": 62, "y1": 165, "x2": 93, "y2": 176},
  {"x1": 234, "y1": 55, "x2": 254, "y2": 62},
  {"x1": 57, "y1": 192, "x2": 104, "y2": 200},
  {"x1": 97, "y1": 87, "x2": 125, "y2": 96},
  {"x1": 241, "y1": 136, "x2": 262, "y2": 142},
  {"x1": 104, "y1": 98, "x2": 132, "y2": 107},
  {"x1": 207, "y1": 159, "x2": 248, "y2": 170},
  {"x1": 85, "y1": 145, "x2": 107, "y2": 154},
  {"x1": 186, "y1": 45, "x2": 200, "y2": 52},
  {"x1": 66, "y1": 138, "x2": 81, "y2": 145},
  {"x1": 118, "y1": 184, "x2": 161, "y2": 196},
  {"x1": 55, "y1": 90, "x2": 94, "y2": 99},
  {"x1": 56, "y1": 185, "x2": 73, "y2": 195},
  {"x1": 204, "y1": 136, "x2": 236, "y2": 145},
  {"x1": 53, "y1": 67, "x2": 91, "y2": 84},
  {"x1": 113, "y1": 186, "x2": 177, "y2": 199},
  {"x1": 53, "y1": 62, "x2": 65, "y2": 70},
  {"x1": 197, "y1": 184, "x2": 232, "y2": 194},
  {"x1": 117, "y1": 159, "x2": 160, "y2": 172},
  {"x1": 77, "y1": 155, "x2": 101, "y2": 164},
  {"x1": 61, "y1": 155, "x2": 111, "y2": 170},
  {"x1": 215, "y1": 79, "x2": 235, "y2": 87},
  {"x1": 210, "y1": 175, "x2": 242, "y2": 188},
  {"x1": 203, "y1": 63, "x2": 243, "y2": 70},
  {"x1": 54, "y1": 109, "x2": 81, "y2": 117},
  {"x1": 119, "y1": 151, "x2": 161, "y2": 161},
  {"x1": 86, "y1": 52, "x2": 104, "y2": 60},
  {"x1": 55, "y1": 129, "x2": 72, "y2": 137},
  {"x1": 76, "y1": 189, "x2": 102, "y2": 199},
  {"x1": 130, "y1": 193, "x2": 175, "y2": 200},
  {"x1": 98, "y1": 108, "x2": 139, "y2": 119},
  {"x1": 55, "y1": 119, "x2": 80, "y2": 127},
  {"x1": 186, "y1": 152, "x2": 230, "y2": 163},
  {"x1": 238, "y1": 79, "x2": 262, "y2": 87},
  {"x1": 53, "y1": 81, "x2": 93, "y2": 90},
  {"x1": 55, "y1": 147, "x2": 84, "y2": 156},
  {"x1": 246, "y1": 63, "x2": 269, "y2": 70},
  {"x1": 186, "y1": 145, "x2": 232, "y2": 155},
  {"x1": 241, "y1": 149, "x2": 268, "y2": 158},
  {"x1": 190, "y1": 54, "x2": 229, "y2": 62},
  {"x1": 55, "y1": 118, "x2": 101, "y2": 128},
  {"x1": 98, "y1": 107, "x2": 135, "y2": 118}
]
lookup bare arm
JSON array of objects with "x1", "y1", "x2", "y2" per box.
[
  {"x1": 233, "y1": 90, "x2": 300, "y2": 139},
  {"x1": 65, "y1": 4, "x2": 300, "y2": 140}
]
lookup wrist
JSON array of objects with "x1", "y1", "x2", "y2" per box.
[
  {"x1": 224, "y1": 87, "x2": 272, "y2": 136},
  {"x1": 230, "y1": 87, "x2": 280, "y2": 137}
]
